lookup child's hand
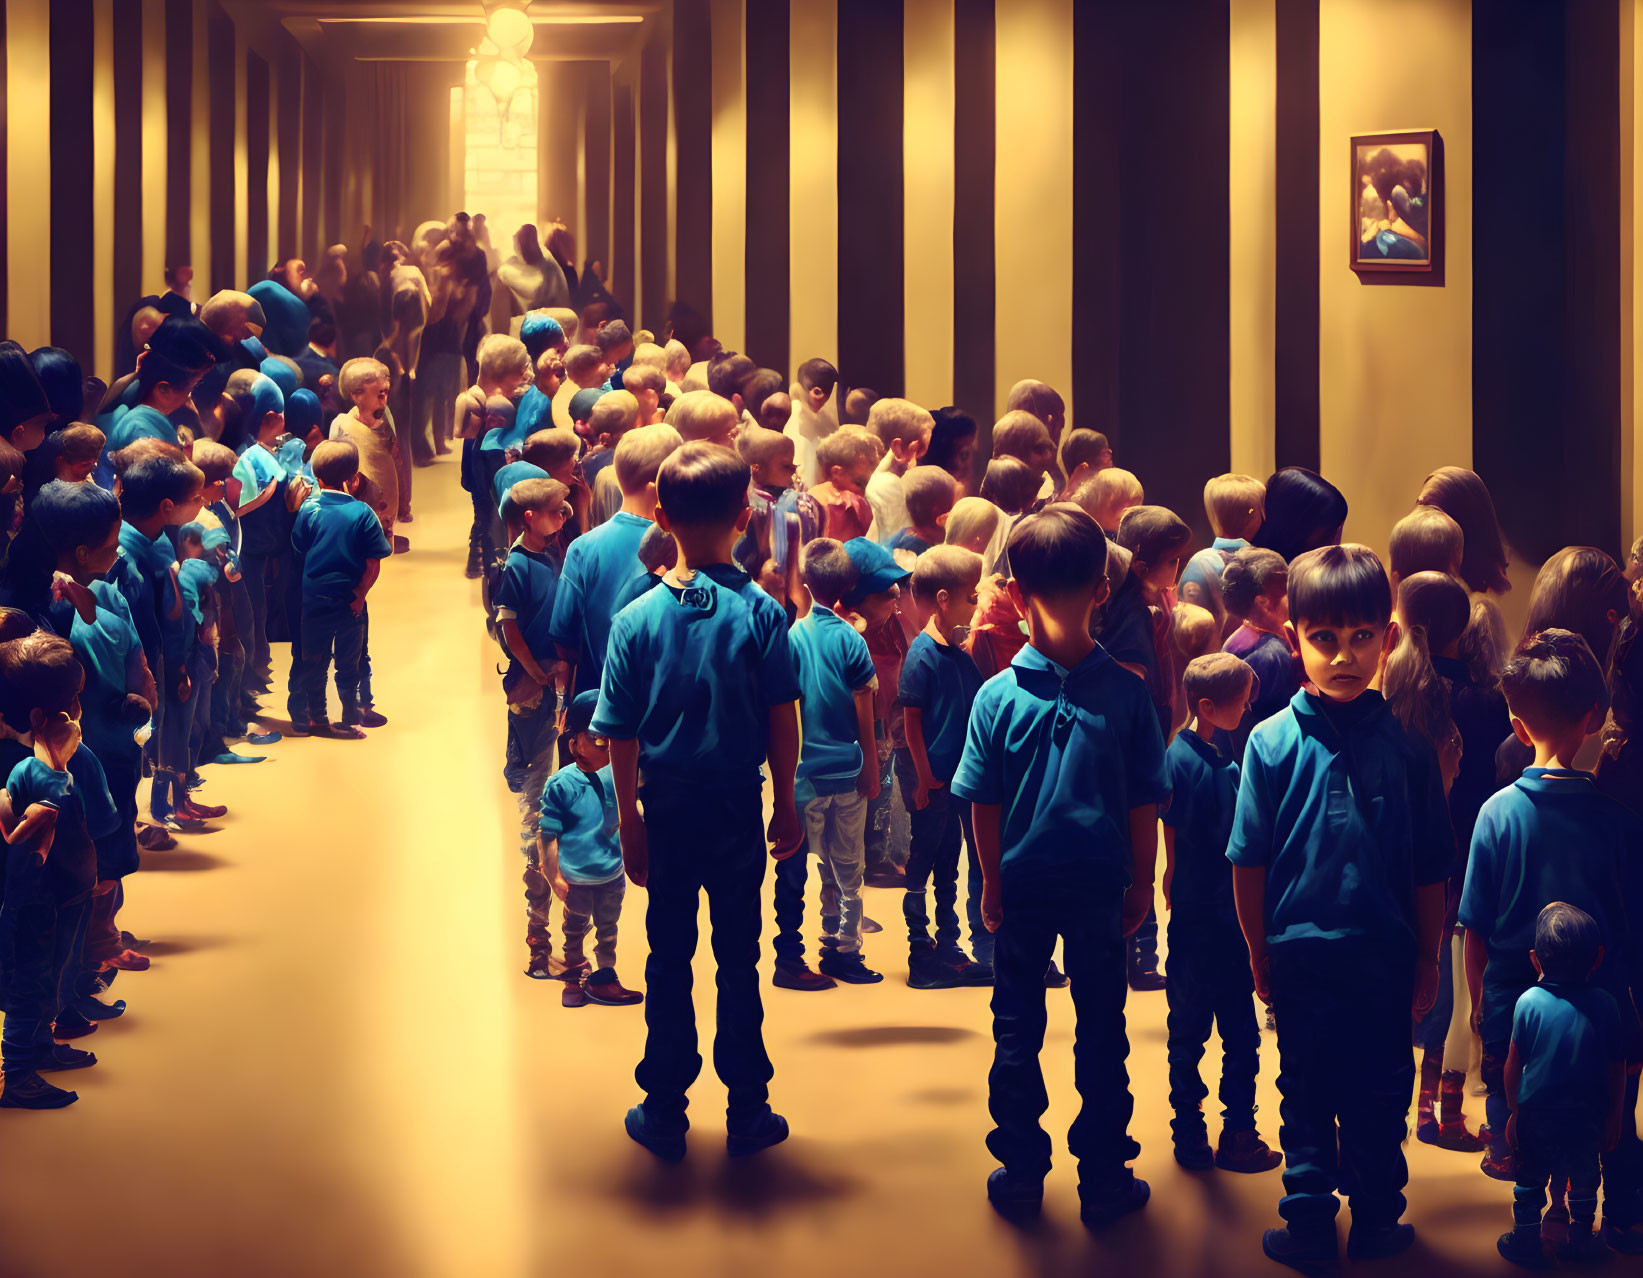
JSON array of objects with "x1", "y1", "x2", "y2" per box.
[
  {"x1": 981, "y1": 882, "x2": 1003, "y2": 933},
  {"x1": 1412, "y1": 957, "x2": 1440, "y2": 1019},
  {"x1": 1120, "y1": 881, "x2": 1152, "y2": 937},
  {"x1": 1250, "y1": 953, "x2": 1272, "y2": 1005},
  {"x1": 4, "y1": 801, "x2": 57, "y2": 862},
  {"x1": 349, "y1": 594, "x2": 366, "y2": 617},
  {"x1": 767, "y1": 798, "x2": 803, "y2": 860},
  {"x1": 912, "y1": 774, "x2": 941, "y2": 811},
  {"x1": 51, "y1": 574, "x2": 98, "y2": 623},
  {"x1": 620, "y1": 817, "x2": 649, "y2": 887},
  {"x1": 856, "y1": 762, "x2": 881, "y2": 801},
  {"x1": 177, "y1": 674, "x2": 191, "y2": 702},
  {"x1": 550, "y1": 873, "x2": 570, "y2": 902},
  {"x1": 225, "y1": 562, "x2": 242, "y2": 583}
]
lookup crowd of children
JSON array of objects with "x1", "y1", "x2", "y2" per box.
[{"x1": 7, "y1": 215, "x2": 1643, "y2": 1273}]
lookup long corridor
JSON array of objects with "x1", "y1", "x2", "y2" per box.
[{"x1": 0, "y1": 460, "x2": 1506, "y2": 1278}]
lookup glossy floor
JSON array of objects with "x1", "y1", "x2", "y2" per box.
[{"x1": 2, "y1": 460, "x2": 1511, "y2": 1278}]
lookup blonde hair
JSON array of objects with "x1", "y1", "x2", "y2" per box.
[
  {"x1": 1203, "y1": 473, "x2": 1266, "y2": 540},
  {"x1": 736, "y1": 426, "x2": 795, "y2": 469},
  {"x1": 663, "y1": 340, "x2": 691, "y2": 379},
  {"x1": 681, "y1": 362, "x2": 710, "y2": 393},
  {"x1": 622, "y1": 364, "x2": 666, "y2": 396},
  {"x1": 903, "y1": 465, "x2": 958, "y2": 527},
  {"x1": 589, "y1": 390, "x2": 640, "y2": 444},
  {"x1": 944, "y1": 495, "x2": 1001, "y2": 555},
  {"x1": 1173, "y1": 602, "x2": 1220, "y2": 663},
  {"x1": 667, "y1": 389, "x2": 740, "y2": 445},
  {"x1": 546, "y1": 307, "x2": 578, "y2": 343},
  {"x1": 338, "y1": 357, "x2": 390, "y2": 400},
  {"x1": 477, "y1": 334, "x2": 531, "y2": 385},
  {"x1": 614, "y1": 423, "x2": 684, "y2": 493},
  {"x1": 815, "y1": 424, "x2": 882, "y2": 476},
  {"x1": 1389, "y1": 504, "x2": 1464, "y2": 582},
  {"x1": 519, "y1": 427, "x2": 580, "y2": 473},
  {"x1": 866, "y1": 397, "x2": 933, "y2": 452},
  {"x1": 632, "y1": 342, "x2": 667, "y2": 372},
  {"x1": 564, "y1": 345, "x2": 604, "y2": 381},
  {"x1": 911, "y1": 544, "x2": 983, "y2": 606},
  {"x1": 991, "y1": 410, "x2": 1053, "y2": 466},
  {"x1": 1072, "y1": 467, "x2": 1143, "y2": 524}
]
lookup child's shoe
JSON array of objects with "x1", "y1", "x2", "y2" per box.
[
  {"x1": 136, "y1": 823, "x2": 175, "y2": 851},
  {"x1": 583, "y1": 970, "x2": 644, "y2": 1005},
  {"x1": 358, "y1": 708, "x2": 389, "y2": 728},
  {"x1": 33, "y1": 1044, "x2": 96, "y2": 1072},
  {"x1": 1497, "y1": 1228, "x2": 1551, "y2": 1269},
  {"x1": 726, "y1": 1107, "x2": 789, "y2": 1156},
  {"x1": 1415, "y1": 1055, "x2": 1441, "y2": 1144},
  {"x1": 209, "y1": 750, "x2": 265, "y2": 764},
  {"x1": 524, "y1": 952, "x2": 562, "y2": 980},
  {"x1": 986, "y1": 1166, "x2": 1044, "y2": 1220},
  {"x1": 285, "y1": 720, "x2": 313, "y2": 738},
  {"x1": 74, "y1": 995, "x2": 124, "y2": 1021},
  {"x1": 177, "y1": 797, "x2": 227, "y2": 820},
  {"x1": 818, "y1": 951, "x2": 884, "y2": 984},
  {"x1": 1558, "y1": 1226, "x2": 1609, "y2": 1264},
  {"x1": 1079, "y1": 1174, "x2": 1150, "y2": 1228},
  {"x1": 1601, "y1": 1221, "x2": 1643, "y2": 1254},
  {"x1": 1261, "y1": 1226, "x2": 1338, "y2": 1273},
  {"x1": 1480, "y1": 1148, "x2": 1518, "y2": 1181},
  {"x1": 908, "y1": 950, "x2": 962, "y2": 990},
  {"x1": 561, "y1": 975, "x2": 588, "y2": 1008},
  {"x1": 1345, "y1": 1221, "x2": 1414, "y2": 1261},
  {"x1": 772, "y1": 962, "x2": 835, "y2": 991},
  {"x1": 1215, "y1": 1128, "x2": 1283, "y2": 1173},
  {"x1": 1044, "y1": 960, "x2": 1069, "y2": 988},
  {"x1": 244, "y1": 729, "x2": 282, "y2": 746},
  {"x1": 104, "y1": 949, "x2": 151, "y2": 971},
  {"x1": 624, "y1": 1103, "x2": 687, "y2": 1162},
  {"x1": 935, "y1": 946, "x2": 993, "y2": 986},
  {"x1": 1172, "y1": 1128, "x2": 1215, "y2": 1171},
  {"x1": 0, "y1": 1070, "x2": 77, "y2": 1109},
  {"x1": 1127, "y1": 965, "x2": 1166, "y2": 993},
  {"x1": 1430, "y1": 1070, "x2": 1487, "y2": 1151},
  {"x1": 323, "y1": 723, "x2": 367, "y2": 741},
  {"x1": 51, "y1": 1010, "x2": 98, "y2": 1039}
]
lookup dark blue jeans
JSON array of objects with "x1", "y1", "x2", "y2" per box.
[
  {"x1": 240, "y1": 552, "x2": 272, "y2": 683},
  {"x1": 636, "y1": 783, "x2": 774, "y2": 1123},
  {"x1": 987, "y1": 879, "x2": 1135, "y2": 1192},
  {"x1": 1412, "y1": 925, "x2": 1455, "y2": 1054},
  {"x1": 295, "y1": 603, "x2": 366, "y2": 727},
  {"x1": 0, "y1": 855, "x2": 85, "y2": 1070},
  {"x1": 772, "y1": 847, "x2": 825, "y2": 967},
  {"x1": 892, "y1": 750, "x2": 981, "y2": 956},
  {"x1": 1128, "y1": 907, "x2": 1159, "y2": 976},
  {"x1": 1269, "y1": 941, "x2": 1415, "y2": 1235},
  {"x1": 1513, "y1": 1110, "x2": 1602, "y2": 1231},
  {"x1": 1166, "y1": 918, "x2": 1260, "y2": 1140}
]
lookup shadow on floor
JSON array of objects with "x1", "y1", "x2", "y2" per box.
[
  {"x1": 613, "y1": 1140, "x2": 860, "y2": 1219},
  {"x1": 137, "y1": 935, "x2": 230, "y2": 957},
  {"x1": 139, "y1": 848, "x2": 229, "y2": 873},
  {"x1": 804, "y1": 1025, "x2": 980, "y2": 1049}
]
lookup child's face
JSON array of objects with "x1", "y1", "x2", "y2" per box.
[
  {"x1": 934, "y1": 580, "x2": 980, "y2": 639},
  {"x1": 80, "y1": 520, "x2": 122, "y2": 579},
  {"x1": 856, "y1": 584, "x2": 901, "y2": 628},
  {"x1": 259, "y1": 410, "x2": 285, "y2": 443},
  {"x1": 1197, "y1": 684, "x2": 1253, "y2": 735},
  {"x1": 165, "y1": 488, "x2": 207, "y2": 528},
  {"x1": 1289, "y1": 615, "x2": 1391, "y2": 702},
  {"x1": 57, "y1": 455, "x2": 98, "y2": 484},
  {"x1": 524, "y1": 504, "x2": 569, "y2": 542},
  {"x1": 11, "y1": 414, "x2": 51, "y2": 454},
  {"x1": 354, "y1": 377, "x2": 390, "y2": 417},
  {"x1": 1139, "y1": 551, "x2": 1186, "y2": 596},
  {"x1": 199, "y1": 478, "x2": 226, "y2": 505},
  {"x1": 833, "y1": 457, "x2": 873, "y2": 496},
  {"x1": 151, "y1": 373, "x2": 202, "y2": 416},
  {"x1": 755, "y1": 453, "x2": 797, "y2": 490},
  {"x1": 572, "y1": 728, "x2": 610, "y2": 771}
]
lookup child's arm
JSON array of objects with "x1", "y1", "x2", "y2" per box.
[
  {"x1": 903, "y1": 707, "x2": 938, "y2": 810},
  {"x1": 1504, "y1": 1039, "x2": 1523, "y2": 1111},
  {"x1": 236, "y1": 478, "x2": 279, "y2": 517},
  {"x1": 500, "y1": 620, "x2": 557, "y2": 689},
  {"x1": 853, "y1": 685, "x2": 879, "y2": 800},
  {"x1": 973, "y1": 801, "x2": 1003, "y2": 932},
  {"x1": 1464, "y1": 926, "x2": 1488, "y2": 1036},
  {"x1": 538, "y1": 833, "x2": 569, "y2": 901},
  {"x1": 129, "y1": 647, "x2": 157, "y2": 713},
  {"x1": 1162, "y1": 824, "x2": 1176, "y2": 911},
  {"x1": 1412, "y1": 880, "x2": 1447, "y2": 1017},
  {"x1": 766, "y1": 700, "x2": 802, "y2": 858},
  {"x1": 1232, "y1": 864, "x2": 1270, "y2": 1003},
  {"x1": 165, "y1": 563, "x2": 184, "y2": 621},
  {"x1": 609, "y1": 736, "x2": 646, "y2": 886},
  {"x1": 1122, "y1": 803, "x2": 1158, "y2": 936},
  {"x1": 351, "y1": 559, "x2": 383, "y2": 615}
]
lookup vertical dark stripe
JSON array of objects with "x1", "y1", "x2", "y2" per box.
[
  {"x1": 743, "y1": 0, "x2": 789, "y2": 373},
  {"x1": 583, "y1": 63, "x2": 613, "y2": 283},
  {"x1": 837, "y1": 0, "x2": 905, "y2": 396},
  {"x1": 639, "y1": 26, "x2": 669, "y2": 331},
  {"x1": 164, "y1": 0, "x2": 192, "y2": 268},
  {"x1": 247, "y1": 51, "x2": 270, "y2": 286},
  {"x1": 951, "y1": 0, "x2": 994, "y2": 430},
  {"x1": 207, "y1": 2, "x2": 235, "y2": 293},
  {"x1": 1274, "y1": 0, "x2": 1319, "y2": 472},
  {"x1": 1070, "y1": 0, "x2": 1119, "y2": 442},
  {"x1": 50, "y1": 0, "x2": 96, "y2": 359},
  {"x1": 277, "y1": 53, "x2": 300, "y2": 259},
  {"x1": 0, "y1": 0, "x2": 7, "y2": 338},
  {"x1": 672, "y1": 0, "x2": 714, "y2": 322},
  {"x1": 113, "y1": 0, "x2": 144, "y2": 322},
  {"x1": 612, "y1": 80, "x2": 636, "y2": 318},
  {"x1": 301, "y1": 58, "x2": 323, "y2": 266},
  {"x1": 323, "y1": 78, "x2": 344, "y2": 253}
]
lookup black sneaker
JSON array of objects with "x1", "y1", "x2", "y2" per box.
[
  {"x1": 1262, "y1": 1226, "x2": 1339, "y2": 1272},
  {"x1": 936, "y1": 948, "x2": 993, "y2": 986},
  {"x1": 1497, "y1": 1228, "x2": 1550, "y2": 1269},
  {"x1": 624, "y1": 1103, "x2": 687, "y2": 1162},
  {"x1": 0, "y1": 1070, "x2": 77, "y2": 1108},
  {"x1": 772, "y1": 963, "x2": 836, "y2": 991},
  {"x1": 34, "y1": 1044, "x2": 96, "y2": 1072},
  {"x1": 987, "y1": 1166, "x2": 1044, "y2": 1220},
  {"x1": 726, "y1": 1108, "x2": 789, "y2": 1156},
  {"x1": 1173, "y1": 1130, "x2": 1215, "y2": 1170},
  {"x1": 817, "y1": 952, "x2": 884, "y2": 984},
  {"x1": 1044, "y1": 960, "x2": 1069, "y2": 988},
  {"x1": 1346, "y1": 1222, "x2": 1414, "y2": 1261},
  {"x1": 1080, "y1": 1175, "x2": 1150, "y2": 1228},
  {"x1": 1128, "y1": 966, "x2": 1167, "y2": 992},
  {"x1": 908, "y1": 955, "x2": 962, "y2": 990},
  {"x1": 74, "y1": 995, "x2": 126, "y2": 1021}
]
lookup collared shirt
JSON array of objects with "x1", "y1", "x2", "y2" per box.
[
  {"x1": 291, "y1": 488, "x2": 392, "y2": 609},
  {"x1": 549, "y1": 510, "x2": 653, "y2": 697},
  {"x1": 791, "y1": 604, "x2": 878, "y2": 793},
  {"x1": 71, "y1": 602, "x2": 144, "y2": 767},
  {"x1": 537, "y1": 763, "x2": 622, "y2": 885},
  {"x1": 952, "y1": 642, "x2": 1169, "y2": 891},
  {"x1": 1163, "y1": 727, "x2": 1241, "y2": 925},
  {"x1": 1513, "y1": 981, "x2": 1624, "y2": 1130},
  {"x1": 898, "y1": 631, "x2": 984, "y2": 784},
  {"x1": 494, "y1": 541, "x2": 561, "y2": 672},
  {"x1": 482, "y1": 384, "x2": 551, "y2": 455}
]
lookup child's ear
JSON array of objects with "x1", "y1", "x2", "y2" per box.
[
  {"x1": 734, "y1": 504, "x2": 754, "y2": 534},
  {"x1": 1510, "y1": 714, "x2": 1534, "y2": 750},
  {"x1": 654, "y1": 505, "x2": 674, "y2": 534},
  {"x1": 935, "y1": 509, "x2": 950, "y2": 529},
  {"x1": 1283, "y1": 620, "x2": 1301, "y2": 659},
  {"x1": 1005, "y1": 577, "x2": 1026, "y2": 615},
  {"x1": 1093, "y1": 576, "x2": 1112, "y2": 608}
]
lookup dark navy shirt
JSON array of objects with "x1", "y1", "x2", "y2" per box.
[
  {"x1": 1513, "y1": 981, "x2": 1623, "y2": 1136},
  {"x1": 898, "y1": 631, "x2": 984, "y2": 784},
  {"x1": 290, "y1": 489, "x2": 392, "y2": 609},
  {"x1": 1162, "y1": 728, "x2": 1240, "y2": 926}
]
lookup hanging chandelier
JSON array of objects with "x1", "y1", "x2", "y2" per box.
[{"x1": 471, "y1": 2, "x2": 535, "y2": 138}]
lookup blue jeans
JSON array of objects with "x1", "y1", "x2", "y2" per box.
[
  {"x1": 892, "y1": 750, "x2": 983, "y2": 958},
  {"x1": 636, "y1": 783, "x2": 774, "y2": 1122},
  {"x1": 295, "y1": 603, "x2": 366, "y2": 727},
  {"x1": 1166, "y1": 918, "x2": 1260, "y2": 1139},
  {"x1": 0, "y1": 854, "x2": 83, "y2": 1070},
  {"x1": 1513, "y1": 1110, "x2": 1601, "y2": 1231}
]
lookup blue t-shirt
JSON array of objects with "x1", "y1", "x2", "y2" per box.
[
  {"x1": 1226, "y1": 689, "x2": 1452, "y2": 953},
  {"x1": 233, "y1": 442, "x2": 289, "y2": 556},
  {"x1": 1458, "y1": 768, "x2": 1643, "y2": 1044},
  {"x1": 550, "y1": 510, "x2": 654, "y2": 697},
  {"x1": 290, "y1": 489, "x2": 392, "y2": 609},
  {"x1": 71, "y1": 603, "x2": 145, "y2": 768},
  {"x1": 493, "y1": 460, "x2": 550, "y2": 514},
  {"x1": 105, "y1": 403, "x2": 178, "y2": 455},
  {"x1": 1162, "y1": 728, "x2": 1240, "y2": 927},
  {"x1": 115, "y1": 522, "x2": 177, "y2": 663},
  {"x1": 609, "y1": 570, "x2": 664, "y2": 618},
  {"x1": 592, "y1": 563, "x2": 802, "y2": 793},
  {"x1": 951, "y1": 642, "x2": 1170, "y2": 893},
  {"x1": 161, "y1": 558, "x2": 219, "y2": 665},
  {"x1": 898, "y1": 631, "x2": 984, "y2": 784},
  {"x1": 1513, "y1": 982, "x2": 1623, "y2": 1133},
  {"x1": 537, "y1": 762, "x2": 622, "y2": 884},
  {"x1": 494, "y1": 543, "x2": 561, "y2": 672},
  {"x1": 790, "y1": 604, "x2": 878, "y2": 794},
  {"x1": 483, "y1": 385, "x2": 551, "y2": 454},
  {"x1": 1178, "y1": 537, "x2": 1245, "y2": 623},
  {"x1": 886, "y1": 528, "x2": 933, "y2": 557},
  {"x1": 6, "y1": 747, "x2": 112, "y2": 902},
  {"x1": 1224, "y1": 626, "x2": 1302, "y2": 760}
]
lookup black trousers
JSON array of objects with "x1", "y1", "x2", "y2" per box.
[{"x1": 1166, "y1": 918, "x2": 1261, "y2": 1139}]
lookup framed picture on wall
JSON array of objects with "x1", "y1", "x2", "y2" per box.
[{"x1": 1350, "y1": 129, "x2": 1438, "y2": 274}]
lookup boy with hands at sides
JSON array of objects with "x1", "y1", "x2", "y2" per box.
[
  {"x1": 951, "y1": 505, "x2": 1169, "y2": 1229},
  {"x1": 593, "y1": 442, "x2": 803, "y2": 1164}
]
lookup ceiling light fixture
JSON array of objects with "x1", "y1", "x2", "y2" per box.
[{"x1": 472, "y1": 1, "x2": 536, "y2": 141}]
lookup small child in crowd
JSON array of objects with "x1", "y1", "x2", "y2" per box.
[
  {"x1": 863, "y1": 399, "x2": 933, "y2": 543},
  {"x1": 1179, "y1": 473, "x2": 1265, "y2": 635},
  {"x1": 1056, "y1": 429, "x2": 1113, "y2": 499},
  {"x1": 1221, "y1": 546, "x2": 1298, "y2": 756},
  {"x1": 808, "y1": 426, "x2": 879, "y2": 543},
  {"x1": 1076, "y1": 467, "x2": 1144, "y2": 535},
  {"x1": 886, "y1": 466, "x2": 958, "y2": 558}
]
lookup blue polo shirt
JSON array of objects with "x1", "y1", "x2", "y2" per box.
[
  {"x1": 115, "y1": 523, "x2": 176, "y2": 660},
  {"x1": 493, "y1": 460, "x2": 550, "y2": 513},
  {"x1": 105, "y1": 403, "x2": 178, "y2": 454},
  {"x1": 1513, "y1": 982, "x2": 1624, "y2": 1135},
  {"x1": 7, "y1": 746, "x2": 114, "y2": 902},
  {"x1": 482, "y1": 384, "x2": 551, "y2": 455},
  {"x1": 550, "y1": 510, "x2": 653, "y2": 696},
  {"x1": 1162, "y1": 728, "x2": 1240, "y2": 927},
  {"x1": 1458, "y1": 768, "x2": 1643, "y2": 1044},
  {"x1": 1226, "y1": 688, "x2": 1452, "y2": 953},
  {"x1": 72, "y1": 603, "x2": 145, "y2": 769},
  {"x1": 790, "y1": 604, "x2": 878, "y2": 795},
  {"x1": 592, "y1": 562, "x2": 802, "y2": 794},
  {"x1": 537, "y1": 763, "x2": 622, "y2": 884},
  {"x1": 290, "y1": 489, "x2": 392, "y2": 610},
  {"x1": 494, "y1": 542, "x2": 561, "y2": 672},
  {"x1": 610, "y1": 570, "x2": 663, "y2": 618},
  {"x1": 951, "y1": 642, "x2": 1169, "y2": 893},
  {"x1": 161, "y1": 558, "x2": 218, "y2": 666},
  {"x1": 898, "y1": 631, "x2": 984, "y2": 784}
]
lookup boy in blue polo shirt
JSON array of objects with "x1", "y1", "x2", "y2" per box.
[
  {"x1": 1228, "y1": 544, "x2": 1451, "y2": 1270},
  {"x1": 952, "y1": 504, "x2": 1169, "y2": 1228},
  {"x1": 898, "y1": 544, "x2": 991, "y2": 989},
  {"x1": 289, "y1": 441, "x2": 391, "y2": 739},
  {"x1": 540, "y1": 690, "x2": 642, "y2": 1009},
  {"x1": 1162, "y1": 652, "x2": 1280, "y2": 1175},
  {"x1": 1458, "y1": 628, "x2": 1643, "y2": 1229},
  {"x1": 1496, "y1": 903, "x2": 1626, "y2": 1267},
  {"x1": 774, "y1": 538, "x2": 882, "y2": 991},
  {"x1": 593, "y1": 441, "x2": 802, "y2": 1163}
]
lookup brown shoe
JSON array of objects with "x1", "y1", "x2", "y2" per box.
[
  {"x1": 1215, "y1": 1128, "x2": 1283, "y2": 1174},
  {"x1": 104, "y1": 949, "x2": 151, "y2": 972},
  {"x1": 584, "y1": 971, "x2": 644, "y2": 1006},
  {"x1": 562, "y1": 979, "x2": 587, "y2": 1008},
  {"x1": 136, "y1": 824, "x2": 176, "y2": 851}
]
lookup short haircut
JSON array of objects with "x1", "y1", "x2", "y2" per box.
[
  {"x1": 980, "y1": 456, "x2": 1041, "y2": 513},
  {"x1": 477, "y1": 334, "x2": 532, "y2": 384},
  {"x1": 867, "y1": 398, "x2": 935, "y2": 452},
  {"x1": 802, "y1": 537, "x2": 857, "y2": 606},
  {"x1": 1005, "y1": 378, "x2": 1064, "y2": 426},
  {"x1": 1398, "y1": 571, "x2": 1472, "y2": 655},
  {"x1": 903, "y1": 465, "x2": 958, "y2": 528},
  {"x1": 1203, "y1": 473, "x2": 1266, "y2": 539},
  {"x1": 0, "y1": 630, "x2": 84, "y2": 725},
  {"x1": 797, "y1": 358, "x2": 839, "y2": 396},
  {"x1": 1073, "y1": 467, "x2": 1144, "y2": 519},
  {"x1": 662, "y1": 339, "x2": 691, "y2": 378},
  {"x1": 589, "y1": 390, "x2": 640, "y2": 443},
  {"x1": 55, "y1": 423, "x2": 105, "y2": 464},
  {"x1": 911, "y1": 544, "x2": 983, "y2": 606},
  {"x1": 564, "y1": 345, "x2": 604, "y2": 381},
  {"x1": 737, "y1": 426, "x2": 795, "y2": 470},
  {"x1": 1287, "y1": 543, "x2": 1392, "y2": 628},
  {"x1": 338, "y1": 357, "x2": 390, "y2": 400},
  {"x1": 992, "y1": 412, "x2": 1054, "y2": 470},
  {"x1": 1116, "y1": 505, "x2": 1193, "y2": 567},
  {"x1": 1253, "y1": 466, "x2": 1349, "y2": 564},
  {"x1": 681, "y1": 362, "x2": 710, "y2": 393},
  {"x1": 118, "y1": 453, "x2": 204, "y2": 521},
  {"x1": 740, "y1": 368, "x2": 786, "y2": 422},
  {"x1": 943, "y1": 495, "x2": 1000, "y2": 553},
  {"x1": 816, "y1": 425, "x2": 882, "y2": 475},
  {"x1": 1501, "y1": 628, "x2": 1610, "y2": 732},
  {"x1": 1221, "y1": 546, "x2": 1289, "y2": 619},
  {"x1": 1390, "y1": 504, "x2": 1463, "y2": 581},
  {"x1": 1534, "y1": 901, "x2": 1603, "y2": 982},
  {"x1": 657, "y1": 441, "x2": 751, "y2": 528},
  {"x1": 311, "y1": 439, "x2": 361, "y2": 488},
  {"x1": 706, "y1": 352, "x2": 756, "y2": 401},
  {"x1": 667, "y1": 389, "x2": 740, "y2": 444},
  {"x1": 635, "y1": 521, "x2": 678, "y2": 573},
  {"x1": 594, "y1": 319, "x2": 632, "y2": 355},
  {"x1": 1182, "y1": 652, "x2": 1256, "y2": 708},
  {"x1": 1007, "y1": 503, "x2": 1109, "y2": 602},
  {"x1": 519, "y1": 427, "x2": 580, "y2": 473},
  {"x1": 758, "y1": 392, "x2": 792, "y2": 431},
  {"x1": 631, "y1": 342, "x2": 667, "y2": 372},
  {"x1": 1173, "y1": 602, "x2": 1220, "y2": 662},
  {"x1": 189, "y1": 438, "x2": 237, "y2": 484},
  {"x1": 615, "y1": 423, "x2": 684, "y2": 493},
  {"x1": 510, "y1": 476, "x2": 571, "y2": 519},
  {"x1": 1059, "y1": 429, "x2": 1111, "y2": 476},
  {"x1": 109, "y1": 437, "x2": 187, "y2": 477},
  {"x1": 621, "y1": 363, "x2": 666, "y2": 397},
  {"x1": 843, "y1": 387, "x2": 879, "y2": 424}
]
